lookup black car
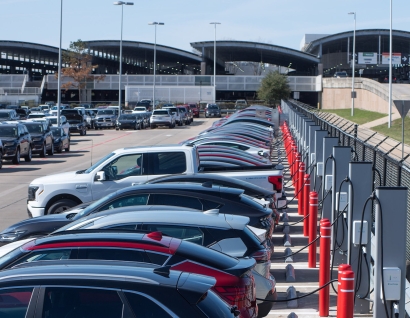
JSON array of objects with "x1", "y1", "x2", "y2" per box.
[
  {"x1": 0, "y1": 205, "x2": 196, "y2": 245},
  {"x1": 62, "y1": 110, "x2": 86, "y2": 135},
  {"x1": 0, "y1": 263, "x2": 235, "y2": 318},
  {"x1": 15, "y1": 108, "x2": 28, "y2": 120},
  {"x1": 205, "y1": 104, "x2": 221, "y2": 118},
  {"x1": 21, "y1": 121, "x2": 54, "y2": 157},
  {"x1": 51, "y1": 126, "x2": 70, "y2": 153},
  {"x1": 0, "y1": 123, "x2": 32, "y2": 163},
  {"x1": 116, "y1": 113, "x2": 144, "y2": 130}
]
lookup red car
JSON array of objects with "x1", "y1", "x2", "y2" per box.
[
  {"x1": 188, "y1": 103, "x2": 200, "y2": 118},
  {"x1": 5, "y1": 232, "x2": 257, "y2": 318}
]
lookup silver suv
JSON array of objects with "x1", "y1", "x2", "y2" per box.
[
  {"x1": 150, "y1": 109, "x2": 175, "y2": 129},
  {"x1": 163, "y1": 106, "x2": 184, "y2": 126}
]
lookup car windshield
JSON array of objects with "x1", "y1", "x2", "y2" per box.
[
  {"x1": 207, "y1": 105, "x2": 218, "y2": 109},
  {"x1": 25, "y1": 124, "x2": 44, "y2": 134},
  {"x1": 97, "y1": 110, "x2": 114, "y2": 115},
  {"x1": 178, "y1": 108, "x2": 186, "y2": 113},
  {"x1": 28, "y1": 114, "x2": 45, "y2": 118},
  {"x1": 0, "y1": 126, "x2": 18, "y2": 137},
  {"x1": 153, "y1": 110, "x2": 169, "y2": 115},
  {"x1": 84, "y1": 152, "x2": 116, "y2": 174},
  {"x1": 49, "y1": 118, "x2": 58, "y2": 125},
  {"x1": 119, "y1": 115, "x2": 136, "y2": 120},
  {"x1": 72, "y1": 192, "x2": 118, "y2": 221},
  {"x1": 134, "y1": 107, "x2": 146, "y2": 112},
  {"x1": 0, "y1": 112, "x2": 10, "y2": 118},
  {"x1": 51, "y1": 128, "x2": 63, "y2": 137},
  {"x1": 189, "y1": 105, "x2": 196, "y2": 108}
]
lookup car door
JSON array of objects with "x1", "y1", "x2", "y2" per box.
[
  {"x1": 145, "y1": 152, "x2": 187, "y2": 181},
  {"x1": 91, "y1": 153, "x2": 149, "y2": 200},
  {"x1": 0, "y1": 286, "x2": 39, "y2": 318},
  {"x1": 19, "y1": 125, "x2": 29, "y2": 155}
]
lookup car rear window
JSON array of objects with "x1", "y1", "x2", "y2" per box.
[
  {"x1": 176, "y1": 241, "x2": 238, "y2": 269},
  {"x1": 153, "y1": 110, "x2": 169, "y2": 115}
]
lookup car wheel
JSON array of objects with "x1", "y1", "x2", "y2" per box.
[
  {"x1": 24, "y1": 146, "x2": 32, "y2": 162},
  {"x1": 47, "y1": 143, "x2": 54, "y2": 156},
  {"x1": 57, "y1": 142, "x2": 63, "y2": 153},
  {"x1": 40, "y1": 144, "x2": 46, "y2": 158},
  {"x1": 65, "y1": 143, "x2": 70, "y2": 152},
  {"x1": 150, "y1": 125, "x2": 156, "y2": 129},
  {"x1": 116, "y1": 127, "x2": 119, "y2": 131},
  {"x1": 47, "y1": 199, "x2": 78, "y2": 214},
  {"x1": 12, "y1": 147, "x2": 21, "y2": 164},
  {"x1": 80, "y1": 128, "x2": 85, "y2": 136}
]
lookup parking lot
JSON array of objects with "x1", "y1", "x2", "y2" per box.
[{"x1": 0, "y1": 118, "x2": 216, "y2": 230}]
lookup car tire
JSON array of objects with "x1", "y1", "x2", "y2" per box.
[
  {"x1": 80, "y1": 128, "x2": 85, "y2": 136},
  {"x1": 24, "y1": 146, "x2": 32, "y2": 162},
  {"x1": 47, "y1": 199, "x2": 78, "y2": 214},
  {"x1": 65, "y1": 143, "x2": 70, "y2": 152},
  {"x1": 47, "y1": 143, "x2": 54, "y2": 156},
  {"x1": 57, "y1": 143, "x2": 63, "y2": 153},
  {"x1": 150, "y1": 125, "x2": 156, "y2": 129},
  {"x1": 12, "y1": 147, "x2": 21, "y2": 164},
  {"x1": 40, "y1": 144, "x2": 46, "y2": 158}
]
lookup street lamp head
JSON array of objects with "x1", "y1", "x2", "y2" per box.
[
  {"x1": 348, "y1": 12, "x2": 355, "y2": 15},
  {"x1": 149, "y1": 22, "x2": 165, "y2": 25},
  {"x1": 210, "y1": 22, "x2": 221, "y2": 25},
  {"x1": 113, "y1": 1, "x2": 134, "y2": 5}
]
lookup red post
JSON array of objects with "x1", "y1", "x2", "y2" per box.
[
  {"x1": 337, "y1": 266, "x2": 355, "y2": 318},
  {"x1": 303, "y1": 174, "x2": 310, "y2": 237},
  {"x1": 293, "y1": 152, "x2": 300, "y2": 190},
  {"x1": 308, "y1": 191, "x2": 318, "y2": 268},
  {"x1": 297, "y1": 162, "x2": 305, "y2": 215},
  {"x1": 319, "y1": 219, "x2": 332, "y2": 317}
]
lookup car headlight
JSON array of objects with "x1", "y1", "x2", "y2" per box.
[
  {"x1": 4, "y1": 142, "x2": 16, "y2": 147},
  {"x1": 54, "y1": 138, "x2": 61, "y2": 142},
  {"x1": 0, "y1": 230, "x2": 27, "y2": 242},
  {"x1": 28, "y1": 185, "x2": 40, "y2": 201}
]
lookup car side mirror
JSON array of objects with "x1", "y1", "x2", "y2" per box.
[
  {"x1": 95, "y1": 171, "x2": 106, "y2": 181},
  {"x1": 258, "y1": 150, "x2": 264, "y2": 156}
]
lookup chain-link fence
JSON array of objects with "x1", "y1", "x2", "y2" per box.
[{"x1": 282, "y1": 99, "x2": 410, "y2": 260}]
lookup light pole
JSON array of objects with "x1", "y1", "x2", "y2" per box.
[
  {"x1": 210, "y1": 22, "x2": 220, "y2": 103},
  {"x1": 388, "y1": 0, "x2": 393, "y2": 128},
  {"x1": 114, "y1": 1, "x2": 133, "y2": 114},
  {"x1": 149, "y1": 22, "x2": 164, "y2": 109},
  {"x1": 348, "y1": 12, "x2": 356, "y2": 117},
  {"x1": 57, "y1": 0, "x2": 63, "y2": 126}
]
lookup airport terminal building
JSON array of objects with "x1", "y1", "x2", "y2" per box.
[{"x1": 0, "y1": 29, "x2": 409, "y2": 106}]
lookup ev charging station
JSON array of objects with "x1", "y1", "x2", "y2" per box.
[
  {"x1": 348, "y1": 162, "x2": 373, "y2": 314},
  {"x1": 330, "y1": 146, "x2": 352, "y2": 266},
  {"x1": 373, "y1": 187, "x2": 408, "y2": 318},
  {"x1": 321, "y1": 137, "x2": 339, "y2": 221},
  {"x1": 314, "y1": 130, "x2": 329, "y2": 199},
  {"x1": 308, "y1": 125, "x2": 321, "y2": 190},
  {"x1": 299, "y1": 117, "x2": 310, "y2": 154},
  {"x1": 303, "y1": 121, "x2": 315, "y2": 168}
]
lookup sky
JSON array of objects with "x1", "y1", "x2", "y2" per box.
[{"x1": 0, "y1": 0, "x2": 409, "y2": 53}]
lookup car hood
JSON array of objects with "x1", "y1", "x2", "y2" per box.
[
  {"x1": 119, "y1": 119, "x2": 136, "y2": 123},
  {"x1": 31, "y1": 171, "x2": 90, "y2": 185},
  {"x1": 63, "y1": 113, "x2": 83, "y2": 120},
  {"x1": 0, "y1": 137, "x2": 17, "y2": 143}
]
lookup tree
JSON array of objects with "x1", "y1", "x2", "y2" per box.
[
  {"x1": 257, "y1": 71, "x2": 291, "y2": 106},
  {"x1": 58, "y1": 39, "x2": 105, "y2": 103}
]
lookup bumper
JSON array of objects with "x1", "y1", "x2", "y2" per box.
[
  {"x1": 2, "y1": 146, "x2": 17, "y2": 159},
  {"x1": 117, "y1": 123, "x2": 136, "y2": 129},
  {"x1": 27, "y1": 202, "x2": 45, "y2": 218},
  {"x1": 69, "y1": 127, "x2": 84, "y2": 133},
  {"x1": 255, "y1": 272, "x2": 276, "y2": 306},
  {"x1": 31, "y1": 142, "x2": 44, "y2": 153},
  {"x1": 151, "y1": 121, "x2": 172, "y2": 126},
  {"x1": 205, "y1": 112, "x2": 221, "y2": 117},
  {"x1": 95, "y1": 122, "x2": 114, "y2": 128}
]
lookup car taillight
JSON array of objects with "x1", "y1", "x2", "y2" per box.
[
  {"x1": 250, "y1": 249, "x2": 270, "y2": 262},
  {"x1": 268, "y1": 176, "x2": 283, "y2": 193}
]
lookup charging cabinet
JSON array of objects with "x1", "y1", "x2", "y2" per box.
[
  {"x1": 325, "y1": 175, "x2": 333, "y2": 191},
  {"x1": 382, "y1": 267, "x2": 401, "y2": 301},
  {"x1": 352, "y1": 220, "x2": 368, "y2": 245}
]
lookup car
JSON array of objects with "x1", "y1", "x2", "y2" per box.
[
  {"x1": 0, "y1": 123, "x2": 32, "y2": 163},
  {"x1": 75, "y1": 107, "x2": 94, "y2": 128},
  {"x1": 39, "y1": 104, "x2": 51, "y2": 113},
  {"x1": 79, "y1": 103, "x2": 92, "y2": 109},
  {"x1": 334, "y1": 71, "x2": 348, "y2": 78},
  {"x1": 27, "y1": 112, "x2": 46, "y2": 119},
  {"x1": 50, "y1": 105, "x2": 68, "y2": 112},
  {"x1": 94, "y1": 108, "x2": 117, "y2": 129},
  {"x1": 62, "y1": 110, "x2": 87, "y2": 135},
  {"x1": 85, "y1": 109, "x2": 96, "y2": 128},
  {"x1": 205, "y1": 103, "x2": 222, "y2": 118},
  {"x1": 235, "y1": 99, "x2": 248, "y2": 110},
  {"x1": 20, "y1": 121, "x2": 54, "y2": 157},
  {"x1": 178, "y1": 105, "x2": 192, "y2": 125},
  {"x1": 51, "y1": 126, "x2": 70, "y2": 153},
  {"x1": 15, "y1": 108, "x2": 28, "y2": 120},
  {"x1": 150, "y1": 109, "x2": 175, "y2": 128},
  {"x1": 188, "y1": 103, "x2": 200, "y2": 118},
  {"x1": 0, "y1": 232, "x2": 256, "y2": 317},
  {"x1": 116, "y1": 113, "x2": 144, "y2": 130},
  {"x1": 59, "y1": 209, "x2": 277, "y2": 316},
  {"x1": 0, "y1": 263, "x2": 236, "y2": 318},
  {"x1": 48, "y1": 115, "x2": 70, "y2": 137},
  {"x1": 0, "y1": 109, "x2": 19, "y2": 122},
  {"x1": 0, "y1": 139, "x2": 3, "y2": 169},
  {"x1": 162, "y1": 106, "x2": 184, "y2": 126}
]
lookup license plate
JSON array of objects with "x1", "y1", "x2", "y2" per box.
[
  {"x1": 103, "y1": 123, "x2": 110, "y2": 126},
  {"x1": 157, "y1": 117, "x2": 163, "y2": 120}
]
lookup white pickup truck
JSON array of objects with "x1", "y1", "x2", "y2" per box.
[{"x1": 27, "y1": 145, "x2": 283, "y2": 217}]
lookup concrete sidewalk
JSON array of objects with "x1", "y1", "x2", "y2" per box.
[{"x1": 360, "y1": 112, "x2": 401, "y2": 128}]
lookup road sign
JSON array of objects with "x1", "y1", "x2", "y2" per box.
[{"x1": 393, "y1": 100, "x2": 410, "y2": 118}]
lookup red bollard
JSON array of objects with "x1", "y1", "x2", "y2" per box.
[
  {"x1": 337, "y1": 266, "x2": 355, "y2": 318},
  {"x1": 303, "y1": 174, "x2": 310, "y2": 237},
  {"x1": 297, "y1": 162, "x2": 305, "y2": 215},
  {"x1": 293, "y1": 153, "x2": 300, "y2": 190},
  {"x1": 308, "y1": 191, "x2": 318, "y2": 267},
  {"x1": 319, "y1": 219, "x2": 332, "y2": 317}
]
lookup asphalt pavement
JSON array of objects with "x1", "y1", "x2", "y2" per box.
[{"x1": 0, "y1": 118, "x2": 216, "y2": 231}]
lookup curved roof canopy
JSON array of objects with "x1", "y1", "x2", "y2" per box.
[{"x1": 191, "y1": 40, "x2": 320, "y2": 72}]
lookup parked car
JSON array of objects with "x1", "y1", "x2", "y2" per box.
[
  {"x1": 20, "y1": 121, "x2": 54, "y2": 157},
  {"x1": 94, "y1": 108, "x2": 117, "y2": 129},
  {"x1": 163, "y1": 106, "x2": 184, "y2": 126},
  {"x1": 15, "y1": 108, "x2": 28, "y2": 120},
  {"x1": 177, "y1": 105, "x2": 192, "y2": 125},
  {"x1": 59, "y1": 209, "x2": 276, "y2": 316},
  {"x1": 0, "y1": 262, "x2": 236, "y2": 318},
  {"x1": 51, "y1": 126, "x2": 70, "y2": 153},
  {"x1": 27, "y1": 112, "x2": 46, "y2": 119},
  {"x1": 188, "y1": 103, "x2": 200, "y2": 118},
  {"x1": 39, "y1": 104, "x2": 51, "y2": 113},
  {"x1": 62, "y1": 110, "x2": 87, "y2": 135},
  {"x1": 150, "y1": 109, "x2": 175, "y2": 129},
  {"x1": 0, "y1": 109, "x2": 19, "y2": 122},
  {"x1": 48, "y1": 115, "x2": 70, "y2": 137},
  {"x1": 132, "y1": 107, "x2": 151, "y2": 127},
  {"x1": 205, "y1": 103, "x2": 222, "y2": 118},
  {"x1": 0, "y1": 139, "x2": 3, "y2": 169},
  {"x1": 333, "y1": 71, "x2": 348, "y2": 78},
  {"x1": 235, "y1": 99, "x2": 248, "y2": 110},
  {"x1": 116, "y1": 113, "x2": 144, "y2": 130},
  {"x1": 0, "y1": 123, "x2": 32, "y2": 163},
  {"x1": 0, "y1": 232, "x2": 256, "y2": 317},
  {"x1": 85, "y1": 109, "x2": 96, "y2": 128}
]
